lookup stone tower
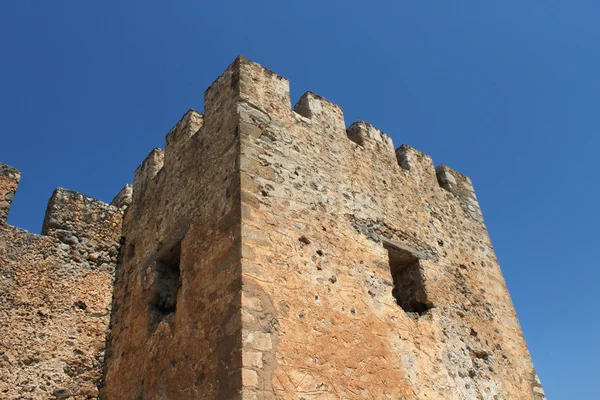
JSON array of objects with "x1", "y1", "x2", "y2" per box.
[{"x1": 0, "y1": 56, "x2": 545, "y2": 399}]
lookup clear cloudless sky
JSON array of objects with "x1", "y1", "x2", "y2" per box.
[{"x1": 1, "y1": 1, "x2": 598, "y2": 398}]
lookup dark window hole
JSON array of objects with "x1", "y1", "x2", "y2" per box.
[
  {"x1": 149, "y1": 242, "x2": 182, "y2": 330},
  {"x1": 385, "y1": 245, "x2": 433, "y2": 315}
]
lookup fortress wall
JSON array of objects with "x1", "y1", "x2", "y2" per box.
[
  {"x1": 0, "y1": 172, "x2": 124, "y2": 399},
  {"x1": 235, "y1": 57, "x2": 544, "y2": 399},
  {"x1": 1, "y1": 55, "x2": 544, "y2": 400},
  {"x1": 101, "y1": 65, "x2": 245, "y2": 399}
]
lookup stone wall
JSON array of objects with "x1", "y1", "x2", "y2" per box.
[
  {"x1": 101, "y1": 56, "x2": 545, "y2": 399},
  {"x1": 0, "y1": 168, "x2": 125, "y2": 399},
  {"x1": 101, "y1": 100, "x2": 243, "y2": 398},
  {"x1": 1, "y1": 56, "x2": 545, "y2": 399},
  {"x1": 234, "y1": 58, "x2": 545, "y2": 399}
]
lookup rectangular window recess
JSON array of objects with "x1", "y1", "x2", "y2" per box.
[
  {"x1": 384, "y1": 242, "x2": 433, "y2": 315},
  {"x1": 149, "y1": 242, "x2": 182, "y2": 330}
]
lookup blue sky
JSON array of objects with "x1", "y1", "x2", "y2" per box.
[{"x1": 1, "y1": 1, "x2": 598, "y2": 398}]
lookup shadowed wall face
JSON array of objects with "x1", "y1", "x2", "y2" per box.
[{"x1": 101, "y1": 100, "x2": 243, "y2": 397}]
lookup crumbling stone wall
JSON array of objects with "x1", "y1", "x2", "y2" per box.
[{"x1": 0, "y1": 166, "x2": 126, "y2": 400}]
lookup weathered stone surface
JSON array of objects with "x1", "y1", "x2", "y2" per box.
[
  {"x1": 109, "y1": 184, "x2": 132, "y2": 210},
  {"x1": 0, "y1": 184, "x2": 123, "y2": 399},
  {"x1": 230, "y1": 57, "x2": 543, "y2": 399},
  {"x1": 1, "y1": 56, "x2": 544, "y2": 399},
  {"x1": 101, "y1": 84, "x2": 242, "y2": 398}
]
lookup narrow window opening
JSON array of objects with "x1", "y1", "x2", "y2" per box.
[
  {"x1": 385, "y1": 245, "x2": 433, "y2": 315},
  {"x1": 149, "y1": 242, "x2": 182, "y2": 329}
]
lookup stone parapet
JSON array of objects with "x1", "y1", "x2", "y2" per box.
[{"x1": 0, "y1": 166, "x2": 126, "y2": 399}]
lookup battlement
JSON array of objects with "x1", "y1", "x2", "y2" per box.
[
  {"x1": 396, "y1": 144, "x2": 438, "y2": 186},
  {"x1": 3, "y1": 57, "x2": 481, "y2": 238},
  {"x1": 165, "y1": 109, "x2": 203, "y2": 167},
  {"x1": 294, "y1": 91, "x2": 346, "y2": 134},
  {"x1": 347, "y1": 120, "x2": 394, "y2": 150},
  {"x1": 42, "y1": 187, "x2": 124, "y2": 247},
  {"x1": 1, "y1": 56, "x2": 542, "y2": 400},
  {"x1": 0, "y1": 160, "x2": 127, "y2": 242},
  {"x1": 436, "y1": 164, "x2": 484, "y2": 222},
  {"x1": 126, "y1": 56, "x2": 483, "y2": 227}
]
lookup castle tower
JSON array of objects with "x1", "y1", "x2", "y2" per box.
[{"x1": 101, "y1": 57, "x2": 545, "y2": 399}]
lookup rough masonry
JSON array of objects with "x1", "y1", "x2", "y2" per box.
[
  {"x1": 0, "y1": 56, "x2": 545, "y2": 399},
  {"x1": 0, "y1": 184, "x2": 127, "y2": 399}
]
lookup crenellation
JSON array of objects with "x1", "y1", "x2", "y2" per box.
[
  {"x1": 205, "y1": 56, "x2": 291, "y2": 123},
  {"x1": 346, "y1": 120, "x2": 394, "y2": 151},
  {"x1": 42, "y1": 187, "x2": 123, "y2": 250},
  {"x1": 294, "y1": 91, "x2": 346, "y2": 134},
  {"x1": 396, "y1": 144, "x2": 438, "y2": 186},
  {"x1": 132, "y1": 147, "x2": 164, "y2": 205},
  {"x1": 237, "y1": 56, "x2": 291, "y2": 119},
  {"x1": 1, "y1": 56, "x2": 542, "y2": 400},
  {"x1": 436, "y1": 164, "x2": 484, "y2": 222},
  {"x1": 164, "y1": 109, "x2": 203, "y2": 169}
]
